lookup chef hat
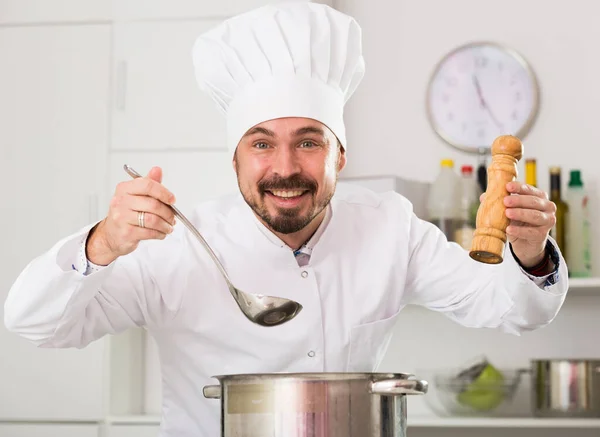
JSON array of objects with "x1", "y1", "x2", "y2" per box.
[{"x1": 191, "y1": 1, "x2": 365, "y2": 156}]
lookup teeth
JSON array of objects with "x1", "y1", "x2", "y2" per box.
[{"x1": 271, "y1": 190, "x2": 305, "y2": 198}]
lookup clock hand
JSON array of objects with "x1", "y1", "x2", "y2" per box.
[
  {"x1": 472, "y1": 75, "x2": 486, "y2": 108},
  {"x1": 472, "y1": 74, "x2": 503, "y2": 130}
]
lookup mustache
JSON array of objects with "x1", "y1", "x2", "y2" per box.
[{"x1": 258, "y1": 174, "x2": 318, "y2": 193}]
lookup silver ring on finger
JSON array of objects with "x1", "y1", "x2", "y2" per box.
[{"x1": 138, "y1": 211, "x2": 145, "y2": 228}]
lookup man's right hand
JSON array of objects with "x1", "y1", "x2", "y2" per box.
[{"x1": 86, "y1": 166, "x2": 176, "y2": 266}]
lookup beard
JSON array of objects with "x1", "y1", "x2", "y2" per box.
[{"x1": 239, "y1": 173, "x2": 334, "y2": 234}]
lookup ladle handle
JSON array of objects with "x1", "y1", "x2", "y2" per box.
[{"x1": 122, "y1": 164, "x2": 232, "y2": 285}]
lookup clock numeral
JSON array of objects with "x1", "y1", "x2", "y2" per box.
[
  {"x1": 474, "y1": 55, "x2": 488, "y2": 69},
  {"x1": 515, "y1": 91, "x2": 522, "y2": 102},
  {"x1": 512, "y1": 110, "x2": 519, "y2": 120},
  {"x1": 445, "y1": 76, "x2": 458, "y2": 87},
  {"x1": 447, "y1": 112, "x2": 454, "y2": 121}
]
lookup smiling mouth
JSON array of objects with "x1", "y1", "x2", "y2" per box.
[{"x1": 266, "y1": 189, "x2": 309, "y2": 199}]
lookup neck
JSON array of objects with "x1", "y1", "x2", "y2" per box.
[{"x1": 259, "y1": 207, "x2": 328, "y2": 251}]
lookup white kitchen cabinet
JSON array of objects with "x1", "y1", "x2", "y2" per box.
[
  {"x1": 0, "y1": 424, "x2": 99, "y2": 437},
  {"x1": 111, "y1": 20, "x2": 228, "y2": 152},
  {"x1": 0, "y1": 0, "x2": 111, "y2": 24},
  {"x1": 112, "y1": 0, "x2": 282, "y2": 21},
  {"x1": 0, "y1": 25, "x2": 110, "y2": 420},
  {"x1": 0, "y1": 0, "x2": 334, "y2": 24},
  {"x1": 107, "y1": 425, "x2": 160, "y2": 437}
]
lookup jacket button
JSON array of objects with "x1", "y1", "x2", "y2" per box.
[
  {"x1": 307, "y1": 351, "x2": 316, "y2": 357},
  {"x1": 301, "y1": 271, "x2": 308, "y2": 278}
]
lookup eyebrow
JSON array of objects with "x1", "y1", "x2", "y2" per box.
[
  {"x1": 243, "y1": 126, "x2": 275, "y2": 138},
  {"x1": 242, "y1": 125, "x2": 326, "y2": 139},
  {"x1": 292, "y1": 126, "x2": 325, "y2": 137}
]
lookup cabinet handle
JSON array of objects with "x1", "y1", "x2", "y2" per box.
[{"x1": 116, "y1": 60, "x2": 127, "y2": 110}]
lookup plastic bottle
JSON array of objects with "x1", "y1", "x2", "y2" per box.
[
  {"x1": 454, "y1": 165, "x2": 482, "y2": 250},
  {"x1": 427, "y1": 159, "x2": 460, "y2": 241},
  {"x1": 565, "y1": 170, "x2": 591, "y2": 277}
]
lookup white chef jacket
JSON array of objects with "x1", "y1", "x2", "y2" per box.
[{"x1": 3, "y1": 183, "x2": 568, "y2": 437}]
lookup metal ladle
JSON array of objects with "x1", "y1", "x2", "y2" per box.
[{"x1": 123, "y1": 164, "x2": 303, "y2": 327}]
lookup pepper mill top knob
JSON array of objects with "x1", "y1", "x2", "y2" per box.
[{"x1": 491, "y1": 135, "x2": 523, "y2": 160}]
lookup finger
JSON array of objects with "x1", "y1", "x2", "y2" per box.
[
  {"x1": 127, "y1": 210, "x2": 174, "y2": 235},
  {"x1": 505, "y1": 207, "x2": 553, "y2": 226},
  {"x1": 147, "y1": 166, "x2": 162, "y2": 184},
  {"x1": 128, "y1": 195, "x2": 176, "y2": 225},
  {"x1": 125, "y1": 223, "x2": 169, "y2": 242},
  {"x1": 120, "y1": 177, "x2": 176, "y2": 205},
  {"x1": 504, "y1": 194, "x2": 555, "y2": 212},
  {"x1": 506, "y1": 223, "x2": 548, "y2": 241},
  {"x1": 506, "y1": 181, "x2": 549, "y2": 200}
]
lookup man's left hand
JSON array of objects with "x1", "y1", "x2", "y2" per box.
[{"x1": 501, "y1": 181, "x2": 556, "y2": 268}]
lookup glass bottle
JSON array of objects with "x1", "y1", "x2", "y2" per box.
[
  {"x1": 549, "y1": 167, "x2": 568, "y2": 256},
  {"x1": 525, "y1": 158, "x2": 537, "y2": 187}
]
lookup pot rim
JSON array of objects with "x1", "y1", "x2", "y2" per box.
[{"x1": 208, "y1": 372, "x2": 417, "y2": 382}]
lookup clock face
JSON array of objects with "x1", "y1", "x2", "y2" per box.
[{"x1": 426, "y1": 42, "x2": 539, "y2": 152}]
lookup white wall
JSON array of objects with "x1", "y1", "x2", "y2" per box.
[
  {"x1": 336, "y1": 0, "x2": 600, "y2": 274},
  {"x1": 335, "y1": 0, "x2": 600, "y2": 435}
]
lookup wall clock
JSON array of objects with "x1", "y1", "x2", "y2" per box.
[{"x1": 426, "y1": 41, "x2": 540, "y2": 154}]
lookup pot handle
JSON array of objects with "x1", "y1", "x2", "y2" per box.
[
  {"x1": 203, "y1": 385, "x2": 222, "y2": 399},
  {"x1": 370, "y1": 378, "x2": 428, "y2": 396}
]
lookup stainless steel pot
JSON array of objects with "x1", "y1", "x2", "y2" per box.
[
  {"x1": 531, "y1": 359, "x2": 600, "y2": 417},
  {"x1": 203, "y1": 372, "x2": 428, "y2": 437}
]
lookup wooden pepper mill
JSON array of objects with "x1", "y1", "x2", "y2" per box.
[{"x1": 470, "y1": 135, "x2": 523, "y2": 264}]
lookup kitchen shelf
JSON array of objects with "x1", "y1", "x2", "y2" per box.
[
  {"x1": 106, "y1": 414, "x2": 600, "y2": 429},
  {"x1": 408, "y1": 416, "x2": 600, "y2": 428},
  {"x1": 568, "y1": 277, "x2": 600, "y2": 295}
]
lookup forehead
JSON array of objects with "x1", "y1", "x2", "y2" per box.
[{"x1": 244, "y1": 117, "x2": 333, "y2": 139}]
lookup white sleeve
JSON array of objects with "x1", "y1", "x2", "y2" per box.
[
  {"x1": 3, "y1": 223, "x2": 181, "y2": 349},
  {"x1": 402, "y1": 211, "x2": 569, "y2": 336}
]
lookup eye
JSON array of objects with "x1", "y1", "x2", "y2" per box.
[
  {"x1": 299, "y1": 141, "x2": 317, "y2": 148},
  {"x1": 253, "y1": 142, "x2": 270, "y2": 149}
]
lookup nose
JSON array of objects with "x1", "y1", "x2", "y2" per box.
[{"x1": 271, "y1": 146, "x2": 301, "y2": 177}]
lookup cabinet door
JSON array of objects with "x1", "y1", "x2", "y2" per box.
[
  {"x1": 0, "y1": 25, "x2": 110, "y2": 420},
  {"x1": 0, "y1": 0, "x2": 111, "y2": 24},
  {"x1": 111, "y1": 20, "x2": 228, "y2": 152},
  {"x1": 112, "y1": 0, "x2": 275, "y2": 20},
  {"x1": 0, "y1": 424, "x2": 98, "y2": 437}
]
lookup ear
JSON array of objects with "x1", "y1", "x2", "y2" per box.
[
  {"x1": 232, "y1": 150, "x2": 238, "y2": 173},
  {"x1": 337, "y1": 146, "x2": 347, "y2": 173}
]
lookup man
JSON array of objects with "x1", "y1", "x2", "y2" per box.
[{"x1": 4, "y1": 2, "x2": 567, "y2": 436}]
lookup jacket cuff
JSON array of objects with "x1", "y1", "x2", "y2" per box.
[
  {"x1": 510, "y1": 239, "x2": 561, "y2": 288},
  {"x1": 72, "y1": 231, "x2": 106, "y2": 276}
]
